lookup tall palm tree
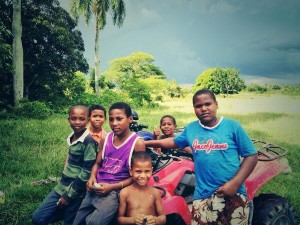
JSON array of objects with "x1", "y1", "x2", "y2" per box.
[
  {"x1": 12, "y1": 0, "x2": 24, "y2": 106},
  {"x1": 70, "y1": 0, "x2": 126, "y2": 95}
]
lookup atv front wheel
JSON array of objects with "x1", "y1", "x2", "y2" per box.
[{"x1": 252, "y1": 194, "x2": 297, "y2": 225}]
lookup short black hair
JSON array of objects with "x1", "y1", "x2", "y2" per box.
[
  {"x1": 192, "y1": 89, "x2": 216, "y2": 104},
  {"x1": 88, "y1": 104, "x2": 106, "y2": 118},
  {"x1": 69, "y1": 104, "x2": 88, "y2": 116},
  {"x1": 109, "y1": 102, "x2": 132, "y2": 118},
  {"x1": 131, "y1": 151, "x2": 152, "y2": 168},
  {"x1": 160, "y1": 115, "x2": 176, "y2": 125}
]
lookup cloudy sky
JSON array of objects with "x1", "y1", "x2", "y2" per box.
[{"x1": 60, "y1": 0, "x2": 300, "y2": 85}]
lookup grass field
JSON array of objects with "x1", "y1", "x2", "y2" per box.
[{"x1": 0, "y1": 93, "x2": 299, "y2": 224}]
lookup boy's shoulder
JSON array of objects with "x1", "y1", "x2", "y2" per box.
[
  {"x1": 83, "y1": 133, "x2": 98, "y2": 144},
  {"x1": 79, "y1": 131, "x2": 99, "y2": 149}
]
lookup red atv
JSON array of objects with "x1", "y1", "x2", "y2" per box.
[{"x1": 130, "y1": 112, "x2": 298, "y2": 225}]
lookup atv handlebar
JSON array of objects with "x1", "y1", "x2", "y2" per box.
[
  {"x1": 129, "y1": 121, "x2": 148, "y2": 132},
  {"x1": 162, "y1": 148, "x2": 193, "y2": 159}
]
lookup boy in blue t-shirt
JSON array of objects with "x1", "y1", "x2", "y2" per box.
[{"x1": 146, "y1": 89, "x2": 258, "y2": 225}]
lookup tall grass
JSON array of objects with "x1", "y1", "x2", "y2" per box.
[{"x1": 0, "y1": 94, "x2": 299, "y2": 224}]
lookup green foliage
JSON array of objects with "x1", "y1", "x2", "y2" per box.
[
  {"x1": 282, "y1": 84, "x2": 300, "y2": 95},
  {"x1": 78, "y1": 90, "x2": 120, "y2": 109},
  {"x1": 51, "y1": 90, "x2": 122, "y2": 114},
  {"x1": 0, "y1": 99, "x2": 52, "y2": 119},
  {"x1": 70, "y1": 0, "x2": 126, "y2": 94},
  {"x1": 247, "y1": 83, "x2": 268, "y2": 93},
  {"x1": 120, "y1": 76, "x2": 152, "y2": 107},
  {"x1": 104, "y1": 52, "x2": 166, "y2": 84},
  {"x1": 244, "y1": 83, "x2": 300, "y2": 96},
  {"x1": 193, "y1": 68, "x2": 216, "y2": 92},
  {"x1": 140, "y1": 77, "x2": 167, "y2": 101},
  {"x1": 102, "y1": 52, "x2": 168, "y2": 105},
  {"x1": 0, "y1": 1, "x2": 13, "y2": 108},
  {"x1": 71, "y1": 0, "x2": 126, "y2": 29},
  {"x1": 167, "y1": 80, "x2": 184, "y2": 98},
  {"x1": 0, "y1": 0, "x2": 88, "y2": 109},
  {"x1": 194, "y1": 67, "x2": 246, "y2": 95}
]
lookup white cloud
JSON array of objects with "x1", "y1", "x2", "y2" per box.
[
  {"x1": 141, "y1": 8, "x2": 162, "y2": 22},
  {"x1": 187, "y1": 0, "x2": 239, "y2": 14}
]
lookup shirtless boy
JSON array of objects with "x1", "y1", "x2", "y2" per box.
[{"x1": 117, "y1": 151, "x2": 166, "y2": 225}]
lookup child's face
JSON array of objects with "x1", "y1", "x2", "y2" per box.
[
  {"x1": 130, "y1": 160, "x2": 153, "y2": 186},
  {"x1": 68, "y1": 107, "x2": 88, "y2": 133},
  {"x1": 160, "y1": 117, "x2": 176, "y2": 137},
  {"x1": 89, "y1": 109, "x2": 106, "y2": 129},
  {"x1": 193, "y1": 93, "x2": 218, "y2": 127},
  {"x1": 108, "y1": 109, "x2": 132, "y2": 136}
]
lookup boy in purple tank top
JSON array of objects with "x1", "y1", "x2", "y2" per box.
[{"x1": 73, "y1": 102, "x2": 146, "y2": 225}]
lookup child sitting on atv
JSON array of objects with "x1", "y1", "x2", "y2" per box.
[{"x1": 153, "y1": 115, "x2": 192, "y2": 155}]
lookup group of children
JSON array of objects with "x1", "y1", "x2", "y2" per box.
[
  {"x1": 32, "y1": 88, "x2": 258, "y2": 225},
  {"x1": 32, "y1": 102, "x2": 166, "y2": 225}
]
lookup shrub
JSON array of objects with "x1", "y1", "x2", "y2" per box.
[
  {"x1": 15, "y1": 100, "x2": 52, "y2": 119},
  {"x1": 246, "y1": 84, "x2": 268, "y2": 93}
]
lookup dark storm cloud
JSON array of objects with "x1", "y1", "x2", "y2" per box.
[{"x1": 60, "y1": 0, "x2": 300, "y2": 84}]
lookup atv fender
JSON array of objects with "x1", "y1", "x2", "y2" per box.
[
  {"x1": 245, "y1": 158, "x2": 291, "y2": 200},
  {"x1": 162, "y1": 196, "x2": 191, "y2": 225},
  {"x1": 137, "y1": 130, "x2": 153, "y2": 141}
]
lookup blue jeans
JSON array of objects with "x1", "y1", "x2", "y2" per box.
[
  {"x1": 31, "y1": 189, "x2": 83, "y2": 225},
  {"x1": 73, "y1": 191, "x2": 119, "y2": 225}
]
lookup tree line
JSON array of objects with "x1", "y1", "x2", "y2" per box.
[{"x1": 1, "y1": 0, "x2": 298, "y2": 119}]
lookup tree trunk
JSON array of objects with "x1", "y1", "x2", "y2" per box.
[
  {"x1": 94, "y1": 16, "x2": 100, "y2": 96},
  {"x1": 12, "y1": 0, "x2": 24, "y2": 106}
]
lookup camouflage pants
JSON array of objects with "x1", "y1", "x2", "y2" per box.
[{"x1": 191, "y1": 193, "x2": 249, "y2": 225}]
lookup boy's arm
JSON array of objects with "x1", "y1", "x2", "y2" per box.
[
  {"x1": 62, "y1": 139, "x2": 98, "y2": 203},
  {"x1": 151, "y1": 188, "x2": 166, "y2": 225},
  {"x1": 134, "y1": 138, "x2": 146, "y2": 152},
  {"x1": 86, "y1": 147, "x2": 103, "y2": 190},
  {"x1": 182, "y1": 146, "x2": 192, "y2": 154},
  {"x1": 117, "y1": 189, "x2": 133, "y2": 225},
  {"x1": 94, "y1": 176, "x2": 133, "y2": 195},
  {"x1": 146, "y1": 137, "x2": 178, "y2": 149},
  {"x1": 216, "y1": 153, "x2": 258, "y2": 197}
]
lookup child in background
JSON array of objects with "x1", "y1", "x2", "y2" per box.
[
  {"x1": 153, "y1": 115, "x2": 192, "y2": 154},
  {"x1": 117, "y1": 151, "x2": 166, "y2": 225},
  {"x1": 88, "y1": 104, "x2": 107, "y2": 145},
  {"x1": 32, "y1": 105, "x2": 98, "y2": 225},
  {"x1": 73, "y1": 102, "x2": 146, "y2": 225},
  {"x1": 146, "y1": 89, "x2": 258, "y2": 225}
]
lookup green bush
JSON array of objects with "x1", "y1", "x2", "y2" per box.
[
  {"x1": 246, "y1": 83, "x2": 268, "y2": 93},
  {"x1": 0, "y1": 100, "x2": 52, "y2": 120},
  {"x1": 15, "y1": 100, "x2": 52, "y2": 119},
  {"x1": 71, "y1": 90, "x2": 122, "y2": 111}
]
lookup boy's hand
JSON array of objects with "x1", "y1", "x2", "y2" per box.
[
  {"x1": 93, "y1": 182, "x2": 113, "y2": 195},
  {"x1": 87, "y1": 177, "x2": 97, "y2": 191},
  {"x1": 144, "y1": 215, "x2": 156, "y2": 225},
  {"x1": 56, "y1": 197, "x2": 69, "y2": 207},
  {"x1": 153, "y1": 128, "x2": 160, "y2": 139},
  {"x1": 133, "y1": 214, "x2": 146, "y2": 225},
  {"x1": 216, "y1": 180, "x2": 239, "y2": 198}
]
